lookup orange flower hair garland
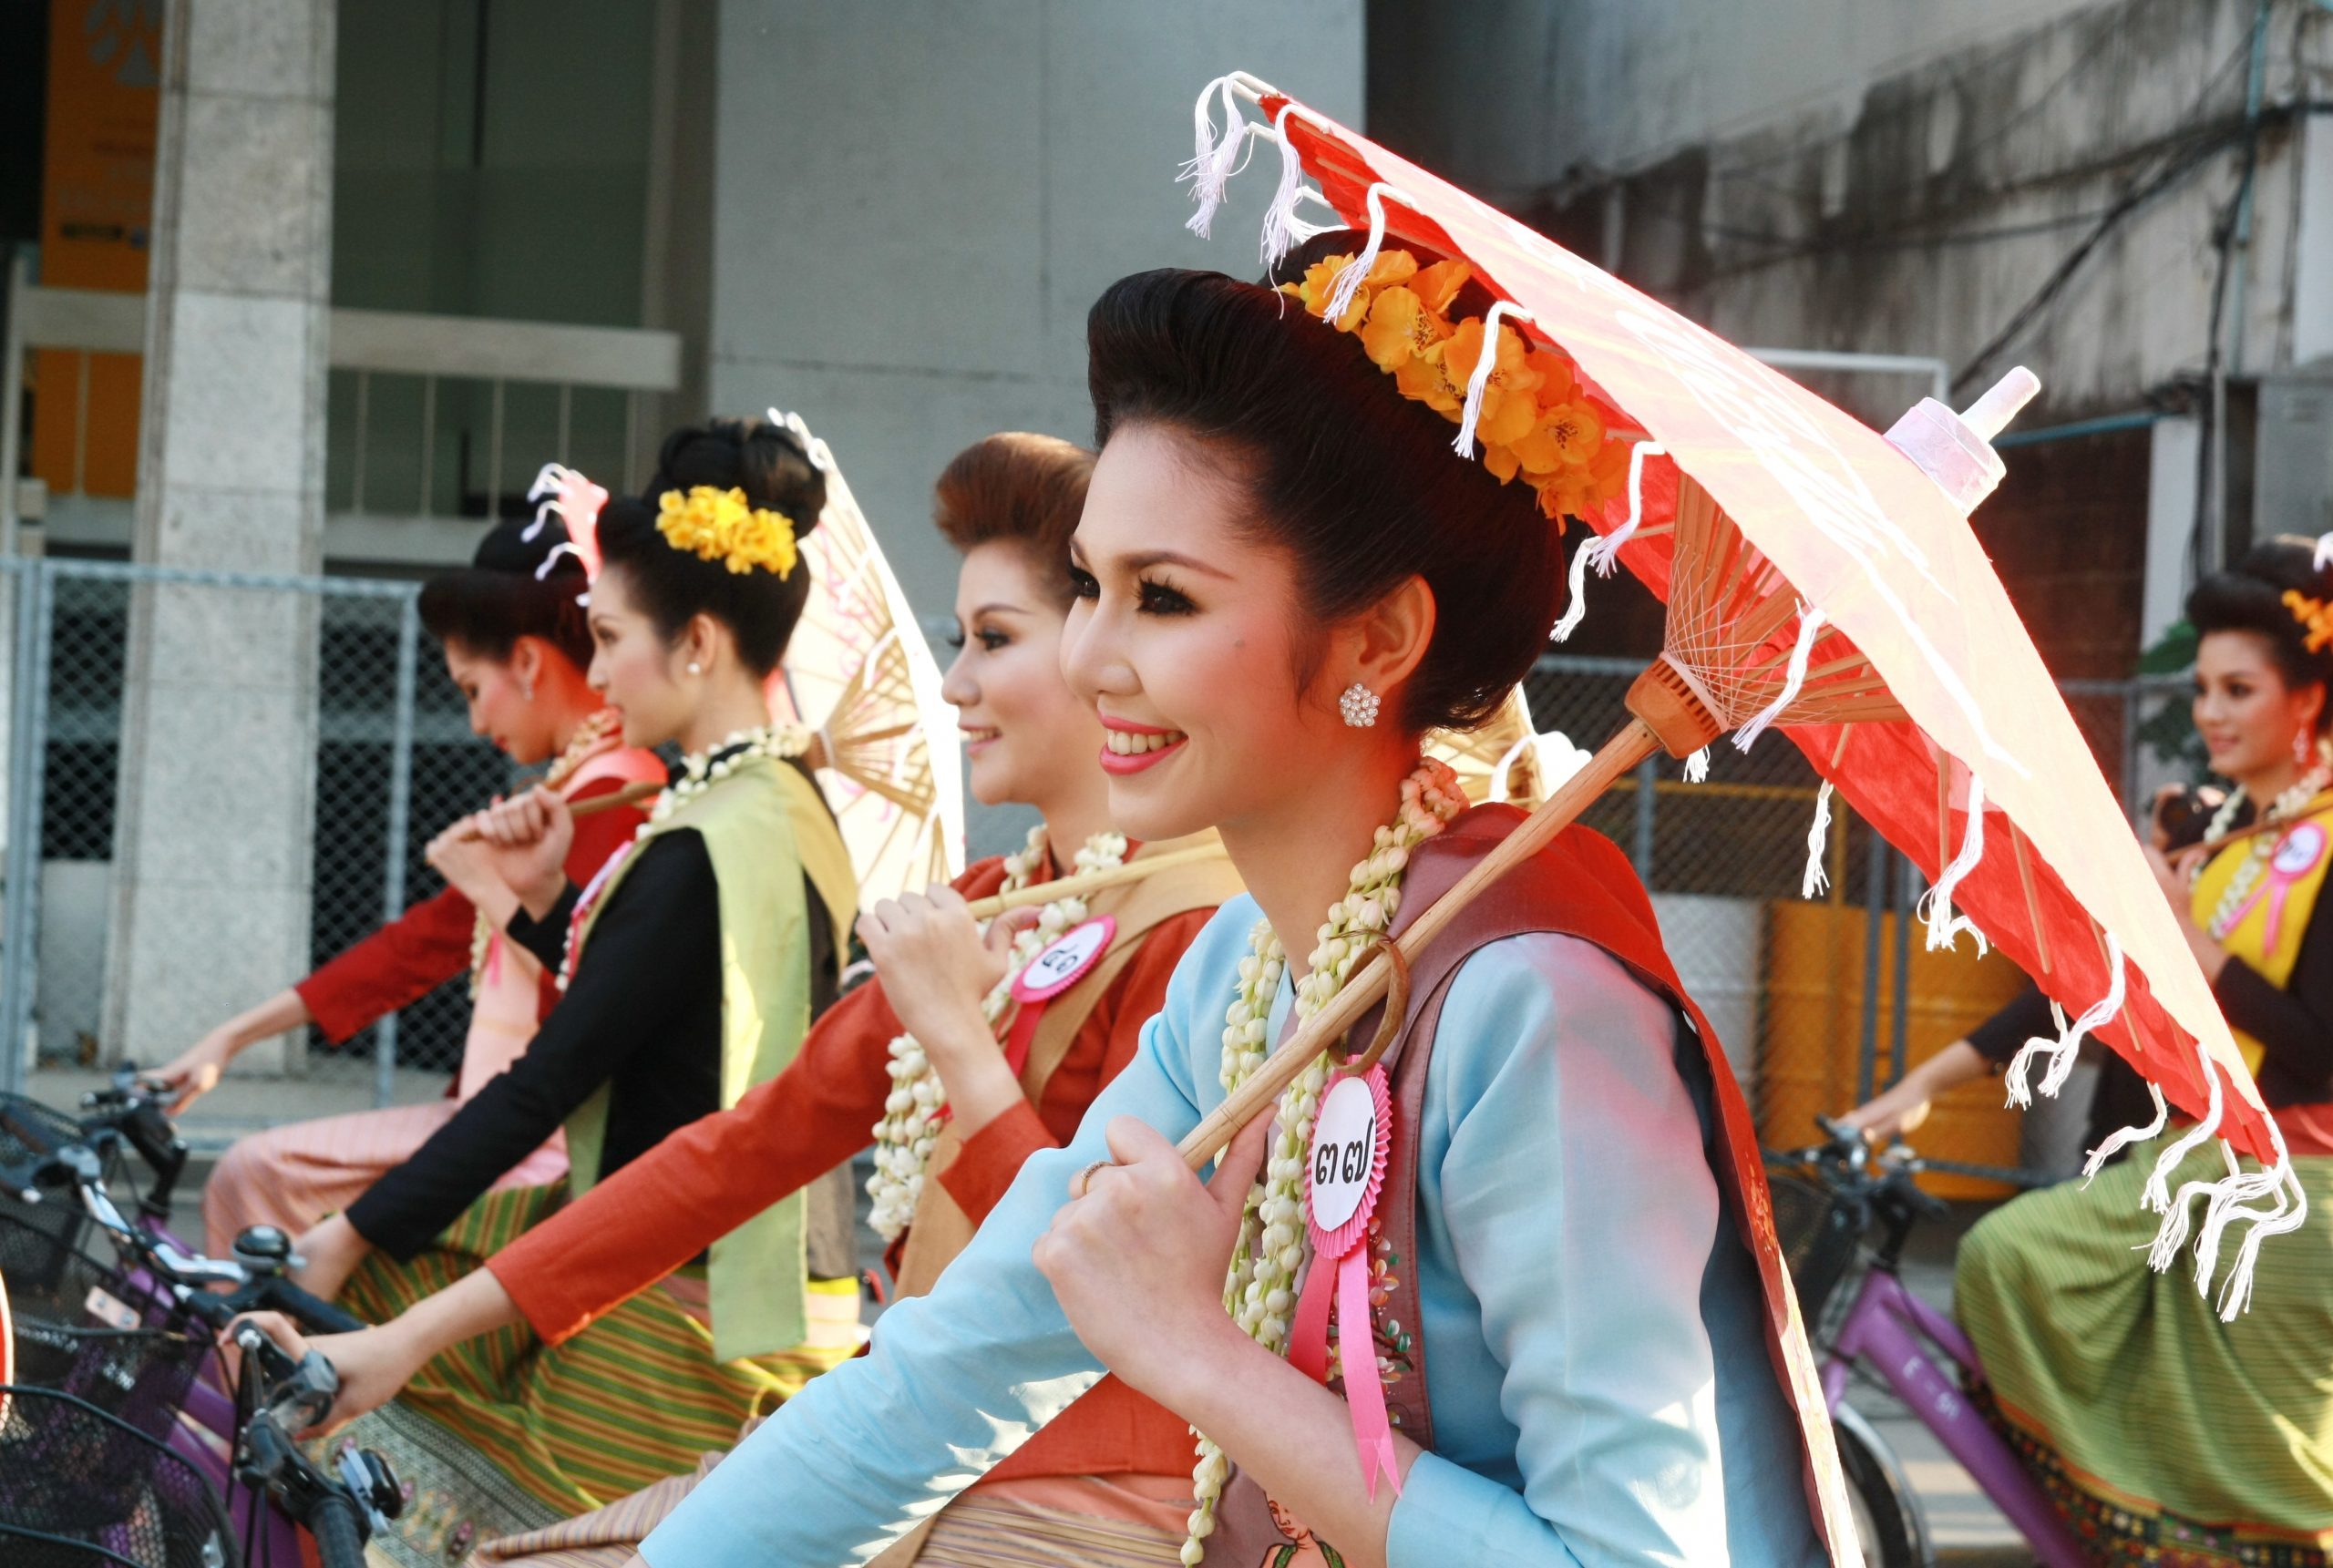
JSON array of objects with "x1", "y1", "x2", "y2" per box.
[
  {"x1": 656, "y1": 486, "x2": 799, "y2": 579},
  {"x1": 2285, "y1": 588, "x2": 2333, "y2": 654},
  {"x1": 1280, "y1": 249, "x2": 1631, "y2": 527}
]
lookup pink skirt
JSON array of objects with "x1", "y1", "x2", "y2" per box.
[{"x1": 200, "y1": 1101, "x2": 566, "y2": 1257}]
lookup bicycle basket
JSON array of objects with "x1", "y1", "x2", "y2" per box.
[
  {"x1": 1765, "y1": 1170, "x2": 1864, "y2": 1321},
  {"x1": 0, "y1": 1094, "x2": 87, "y2": 1184},
  {"x1": 0, "y1": 1212, "x2": 211, "y2": 1444},
  {"x1": 0, "y1": 1385, "x2": 237, "y2": 1568}
]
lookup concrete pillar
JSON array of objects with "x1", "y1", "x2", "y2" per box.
[{"x1": 102, "y1": 0, "x2": 334, "y2": 1071}]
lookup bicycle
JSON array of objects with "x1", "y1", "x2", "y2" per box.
[
  {"x1": 1768, "y1": 1114, "x2": 2088, "y2": 1567},
  {"x1": 0, "y1": 1070, "x2": 396, "y2": 1567}
]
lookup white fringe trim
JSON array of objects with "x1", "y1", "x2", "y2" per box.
[
  {"x1": 1261, "y1": 105, "x2": 1330, "y2": 266},
  {"x1": 1323, "y1": 183, "x2": 1413, "y2": 327},
  {"x1": 1733, "y1": 604, "x2": 1825, "y2": 753},
  {"x1": 1454, "y1": 302, "x2": 1532, "y2": 457},
  {"x1": 2081, "y1": 1081, "x2": 2166, "y2": 1182},
  {"x1": 1801, "y1": 780, "x2": 1835, "y2": 898},
  {"x1": 522, "y1": 461, "x2": 571, "y2": 543},
  {"x1": 1551, "y1": 442, "x2": 1665, "y2": 642},
  {"x1": 1682, "y1": 747, "x2": 1710, "y2": 783},
  {"x1": 1916, "y1": 769, "x2": 1989, "y2": 954},
  {"x1": 1179, "y1": 75, "x2": 1248, "y2": 239},
  {"x1": 2004, "y1": 932, "x2": 2123, "y2": 1107}
]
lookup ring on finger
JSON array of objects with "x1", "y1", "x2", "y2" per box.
[{"x1": 1071, "y1": 1159, "x2": 1115, "y2": 1200}]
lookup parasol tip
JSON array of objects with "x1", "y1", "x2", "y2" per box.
[
  {"x1": 1960, "y1": 366, "x2": 2041, "y2": 443},
  {"x1": 1885, "y1": 364, "x2": 2045, "y2": 517}
]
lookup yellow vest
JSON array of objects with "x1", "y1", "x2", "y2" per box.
[
  {"x1": 2188, "y1": 792, "x2": 2333, "y2": 1078},
  {"x1": 563, "y1": 753, "x2": 857, "y2": 1362}
]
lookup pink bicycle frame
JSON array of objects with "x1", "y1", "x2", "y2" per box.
[{"x1": 1824, "y1": 1264, "x2": 2090, "y2": 1567}]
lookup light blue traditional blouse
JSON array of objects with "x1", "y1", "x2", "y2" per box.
[{"x1": 645, "y1": 896, "x2": 1825, "y2": 1567}]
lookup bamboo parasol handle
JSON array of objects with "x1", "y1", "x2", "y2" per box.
[
  {"x1": 451, "y1": 777, "x2": 663, "y2": 841},
  {"x1": 1173, "y1": 717, "x2": 1661, "y2": 1173},
  {"x1": 963, "y1": 845, "x2": 1232, "y2": 920}
]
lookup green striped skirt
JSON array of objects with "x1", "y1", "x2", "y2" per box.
[
  {"x1": 1957, "y1": 1136, "x2": 2333, "y2": 1564},
  {"x1": 326, "y1": 1182, "x2": 861, "y2": 1568}
]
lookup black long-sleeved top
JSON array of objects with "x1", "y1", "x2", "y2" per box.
[
  {"x1": 347, "y1": 799, "x2": 839, "y2": 1262},
  {"x1": 1968, "y1": 795, "x2": 2333, "y2": 1152}
]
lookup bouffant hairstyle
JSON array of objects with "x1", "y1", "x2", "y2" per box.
[
  {"x1": 417, "y1": 514, "x2": 593, "y2": 668},
  {"x1": 1084, "y1": 232, "x2": 1566, "y2": 733},
  {"x1": 2187, "y1": 536, "x2": 2333, "y2": 731},
  {"x1": 932, "y1": 433, "x2": 1095, "y2": 610}
]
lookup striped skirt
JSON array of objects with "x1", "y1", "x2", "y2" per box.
[
  {"x1": 329, "y1": 1182, "x2": 862, "y2": 1568},
  {"x1": 1957, "y1": 1136, "x2": 2333, "y2": 1565}
]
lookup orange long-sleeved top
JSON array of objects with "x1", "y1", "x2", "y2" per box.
[{"x1": 487, "y1": 853, "x2": 1218, "y2": 1482}]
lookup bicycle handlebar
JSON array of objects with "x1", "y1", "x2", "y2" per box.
[{"x1": 303, "y1": 1491, "x2": 369, "y2": 1568}]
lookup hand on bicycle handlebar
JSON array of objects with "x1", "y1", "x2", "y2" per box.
[
  {"x1": 229, "y1": 1310, "x2": 426, "y2": 1436},
  {"x1": 151, "y1": 1030, "x2": 239, "y2": 1112}
]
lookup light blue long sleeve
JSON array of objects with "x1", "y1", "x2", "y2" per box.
[{"x1": 645, "y1": 897, "x2": 1822, "y2": 1567}]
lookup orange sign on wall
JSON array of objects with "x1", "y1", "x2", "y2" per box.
[{"x1": 31, "y1": 0, "x2": 161, "y2": 500}]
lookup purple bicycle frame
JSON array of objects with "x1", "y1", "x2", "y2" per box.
[
  {"x1": 1824, "y1": 1263, "x2": 2089, "y2": 1566},
  {"x1": 117, "y1": 1214, "x2": 318, "y2": 1564}
]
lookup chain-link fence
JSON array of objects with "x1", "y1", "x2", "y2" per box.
[
  {"x1": 0, "y1": 557, "x2": 511, "y2": 1115},
  {"x1": 0, "y1": 582, "x2": 2190, "y2": 1170},
  {"x1": 1519, "y1": 655, "x2": 2189, "y2": 1189}
]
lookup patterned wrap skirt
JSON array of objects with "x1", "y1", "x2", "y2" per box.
[
  {"x1": 1957, "y1": 1135, "x2": 2333, "y2": 1566},
  {"x1": 326, "y1": 1181, "x2": 861, "y2": 1568}
]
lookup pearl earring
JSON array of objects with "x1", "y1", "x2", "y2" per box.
[
  {"x1": 688, "y1": 661, "x2": 703, "y2": 675},
  {"x1": 2298, "y1": 728, "x2": 2317, "y2": 766},
  {"x1": 1339, "y1": 682, "x2": 1381, "y2": 728}
]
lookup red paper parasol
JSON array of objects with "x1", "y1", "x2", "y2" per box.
[{"x1": 1172, "y1": 74, "x2": 2297, "y2": 1317}]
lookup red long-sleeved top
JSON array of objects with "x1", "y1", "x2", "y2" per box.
[
  {"x1": 488, "y1": 854, "x2": 1218, "y2": 1483},
  {"x1": 291, "y1": 775, "x2": 646, "y2": 1045}
]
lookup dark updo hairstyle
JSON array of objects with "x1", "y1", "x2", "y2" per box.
[
  {"x1": 2186, "y1": 535, "x2": 2333, "y2": 732},
  {"x1": 596, "y1": 416, "x2": 828, "y2": 678},
  {"x1": 417, "y1": 513, "x2": 594, "y2": 668},
  {"x1": 1084, "y1": 232, "x2": 1566, "y2": 733},
  {"x1": 932, "y1": 432, "x2": 1095, "y2": 610}
]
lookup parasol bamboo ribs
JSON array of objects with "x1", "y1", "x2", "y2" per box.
[
  {"x1": 962, "y1": 845, "x2": 1234, "y2": 919},
  {"x1": 1172, "y1": 477, "x2": 1911, "y2": 1173}
]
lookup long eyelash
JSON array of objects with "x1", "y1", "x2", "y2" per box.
[
  {"x1": 1138, "y1": 577, "x2": 1196, "y2": 615},
  {"x1": 1068, "y1": 566, "x2": 1100, "y2": 599},
  {"x1": 942, "y1": 628, "x2": 967, "y2": 651}
]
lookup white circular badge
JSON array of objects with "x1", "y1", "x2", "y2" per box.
[
  {"x1": 2274, "y1": 822, "x2": 2328, "y2": 878},
  {"x1": 1307, "y1": 1073, "x2": 1383, "y2": 1235},
  {"x1": 1011, "y1": 917, "x2": 1115, "y2": 1004}
]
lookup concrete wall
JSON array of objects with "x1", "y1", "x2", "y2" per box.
[
  {"x1": 704, "y1": 0, "x2": 1365, "y2": 625},
  {"x1": 1375, "y1": 0, "x2": 2320, "y2": 419}
]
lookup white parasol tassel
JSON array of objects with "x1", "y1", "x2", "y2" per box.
[
  {"x1": 1916, "y1": 770, "x2": 1989, "y2": 953},
  {"x1": 1323, "y1": 183, "x2": 1413, "y2": 327},
  {"x1": 1552, "y1": 442, "x2": 1665, "y2": 642},
  {"x1": 1179, "y1": 76, "x2": 1248, "y2": 239},
  {"x1": 1734, "y1": 605, "x2": 1826, "y2": 753},
  {"x1": 2143, "y1": 1048, "x2": 2227, "y2": 1274},
  {"x1": 1260, "y1": 105, "x2": 1330, "y2": 266},
  {"x1": 2005, "y1": 933, "x2": 2124, "y2": 1107},
  {"x1": 2317, "y1": 530, "x2": 2333, "y2": 571},
  {"x1": 1454, "y1": 302, "x2": 1532, "y2": 457},
  {"x1": 1801, "y1": 780, "x2": 1835, "y2": 898},
  {"x1": 1682, "y1": 747, "x2": 1710, "y2": 783},
  {"x1": 2192, "y1": 1143, "x2": 2288, "y2": 1307},
  {"x1": 2211, "y1": 1155, "x2": 2308, "y2": 1319},
  {"x1": 2081, "y1": 1081, "x2": 2167, "y2": 1183}
]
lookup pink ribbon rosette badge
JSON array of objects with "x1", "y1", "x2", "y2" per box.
[
  {"x1": 2232, "y1": 821, "x2": 2329, "y2": 951},
  {"x1": 1287, "y1": 1063, "x2": 1401, "y2": 1499}
]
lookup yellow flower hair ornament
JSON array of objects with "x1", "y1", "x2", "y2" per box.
[
  {"x1": 1280, "y1": 247, "x2": 1631, "y2": 529},
  {"x1": 2286, "y1": 589, "x2": 2333, "y2": 654},
  {"x1": 656, "y1": 486, "x2": 799, "y2": 579}
]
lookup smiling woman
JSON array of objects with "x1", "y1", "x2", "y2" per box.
[{"x1": 643, "y1": 243, "x2": 1838, "y2": 1567}]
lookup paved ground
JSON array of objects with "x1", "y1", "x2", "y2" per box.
[{"x1": 21, "y1": 1066, "x2": 2047, "y2": 1564}]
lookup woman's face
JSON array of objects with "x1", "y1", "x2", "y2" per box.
[
  {"x1": 586, "y1": 565, "x2": 693, "y2": 751},
  {"x1": 2194, "y1": 629, "x2": 2323, "y2": 779},
  {"x1": 1060, "y1": 424, "x2": 1347, "y2": 843},
  {"x1": 940, "y1": 542, "x2": 1097, "y2": 811},
  {"x1": 442, "y1": 639, "x2": 557, "y2": 764}
]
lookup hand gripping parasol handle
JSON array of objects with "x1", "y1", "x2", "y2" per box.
[
  {"x1": 963, "y1": 845, "x2": 1233, "y2": 920},
  {"x1": 1172, "y1": 662, "x2": 1720, "y2": 1173},
  {"x1": 449, "y1": 734, "x2": 835, "y2": 843}
]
